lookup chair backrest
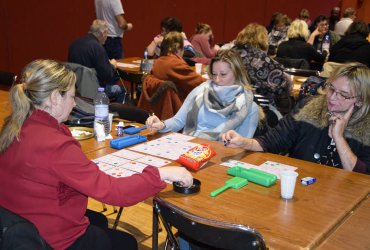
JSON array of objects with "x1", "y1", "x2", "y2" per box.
[
  {"x1": 283, "y1": 68, "x2": 320, "y2": 77},
  {"x1": 274, "y1": 57, "x2": 310, "y2": 70},
  {"x1": 254, "y1": 94, "x2": 283, "y2": 129},
  {"x1": 65, "y1": 62, "x2": 100, "y2": 100},
  {"x1": 153, "y1": 196, "x2": 266, "y2": 250},
  {"x1": 0, "y1": 207, "x2": 51, "y2": 250},
  {"x1": 138, "y1": 74, "x2": 182, "y2": 120}
]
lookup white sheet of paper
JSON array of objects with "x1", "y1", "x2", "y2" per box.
[
  {"x1": 117, "y1": 62, "x2": 139, "y2": 68},
  {"x1": 136, "y1": 155, "x2": 172, "y2": 167},
  {"x1": 94, "y1": 154, "x2": 131, "y2": 166},
  {"x1": 104, "y1": 167, "x2": 137, "y2": 178},
  {"x1": 111, "y1": 149, "x2": 146, "y2": 160},
  {"x1": 130, "y1": 133, "x2": 197, "y2": 160},
  {"x1": 221, "y1": 160, "x2": 297, "y2": 179}
]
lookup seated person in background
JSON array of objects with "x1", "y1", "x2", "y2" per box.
[
  {"x1": 268, "y1": 13, "x2": 291, "y2": 53},
  {"x1": 151, "y1": 31, "x2": 204, "y2": 101},
  {"x1": 0, "y1": 59, "x2": 193, "y2": 249},
  {"x1": 266, "y1": 12, "x2": 282, "y2": 33},
  {"x1": 328, "y1": 6, "x2": 341, "y2": 31},
  {"x1": 334, "y1": 7, "x2": 356, "y2": 37},
  {"x1": 232, "y1": 23, "x2": 292, "y2": 103},
  {"x1": 277, "y1": 19, "x2": 326, "y2": 69},
  {"x1": 146, "y1": 49, "x2": 263, "y2": 141},
  {"x1": 146, "y1": 16, "x2": 195, "y2": 61},
  {"x1": 190, "y1": 23, "x2": 220, "y2": 65},
  {"x1": 68, "y1": 19, "x2": 125, "y2": 102},
  {"x1": 222, "y1": 63, "x2": 370, "y2": 175},
  {"x1": 298, "y1": 9, "x2": 312, "y2": 27},
  {"x1": 308, "y1": 15, "x2": 341, "y2": 53},
  {"x1": 329, "y1": 20, "x2": 370, "y2": 67}
]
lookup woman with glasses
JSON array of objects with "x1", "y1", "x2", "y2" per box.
[
  {"x1": 308, "y1": 15, "x2": 341, "y2": 53},
  {"x1": 222, "y1": 63, "x2": 370, "y2": 174},
  {"x1": 146, "y1": 49, "x2": 263, "y2": 141}
]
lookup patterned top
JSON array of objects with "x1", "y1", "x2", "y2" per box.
[{"x1": 233, "y1": 44, "x2": 291, "y2": 100}]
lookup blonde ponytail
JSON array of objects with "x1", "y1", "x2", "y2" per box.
[{"x1": 0, "y1": 59, "x2": 76, "y2": 153}]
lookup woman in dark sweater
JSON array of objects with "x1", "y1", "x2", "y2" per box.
[
  {"x1": 329, "y1": 20, "x2": 370, "y2": 67},
  {"x1": 277, "y1": 19, "x2": 326, "y2": 69}
]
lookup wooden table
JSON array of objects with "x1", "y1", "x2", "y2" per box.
[
  {"x1": 291, "y1": 75, "x2": 307, "y2": 98},
  {"x1": 0, "y1": 90, "x2": 11, "y2": 127},
  {"x1": 80, "y1": 133, "x2": 370, "y2": 249},
  {"x1": 151, "y1": 137, "x2": 370, "y2": 249},
  {"x1": 1, "y1": 87, "x2": 369, "y2": 249},
  {"x1": 317, "y1": 196, "x2": 370, "y2": 250},
  {"x1": 116, "y1": 57, "x2": 144, "y2": 100}
]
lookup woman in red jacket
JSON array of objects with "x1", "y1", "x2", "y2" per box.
[{"x1": 0, "y1": 59, "x2": 193, "y2": 250}]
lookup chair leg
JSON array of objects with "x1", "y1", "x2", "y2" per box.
[
  {"x1": 101, "y1": 203, "x2": 107, "y2": 212},
  {"x1": 152, "y1": 205, "x2": 159, "y2": 250},
  {"x1": 112, "y1": 207, "x2": 124, "y2": 230}
]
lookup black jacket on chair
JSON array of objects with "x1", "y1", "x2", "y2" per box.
[{"x1": 0, "y1": 207, "x2": 51, "y2": 250}]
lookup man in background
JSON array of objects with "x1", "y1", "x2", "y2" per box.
[
  {"x1": 95, "y1": 0, "x2": 133, "y2": 59},
  {"x1": 335, "y1": 7, "x2": 356, "y2": 36},
  {"x1": 68, "y1": 20, "x2": 126, "y2": 102},
  {"x1": 328, "y1": 6, "x2": 340, "y2": 31}
]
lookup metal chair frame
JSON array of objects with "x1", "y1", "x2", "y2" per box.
[{"x1": 152, "y1": 196, "x2": 266, "y2": 250}]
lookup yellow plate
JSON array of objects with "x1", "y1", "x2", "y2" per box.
[{"x1": 69, "y1": 127, "x2": 94, "y2": 140}]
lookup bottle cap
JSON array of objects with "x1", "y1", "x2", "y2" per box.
[{"x1": 118, "y1": 121, "x2": 124, "y2": 127}]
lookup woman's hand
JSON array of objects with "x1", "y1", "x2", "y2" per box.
[
  {"x1": 221, "y1": 130, "x2": 247, "y2": 148},
  {"x1": 158, "y1": 166, "x2": 193, "y2": 187},
  {"x1": 153, "y1": 35, "x2": 163, "y2": 46},
  {"x1": 329, "y1": 104, "x2": 354, "y2": 141},
  {"x1": 146, "y1": 115, "x2": 165, "y2": 131}
]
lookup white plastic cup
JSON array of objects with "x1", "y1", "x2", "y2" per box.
[
  {"x1": 195, "y1": 63, "x2": 202, "y2": 74},
  {"x1": 108, "y1": 113, "x2": 114, "y2": 132},
  {"x1": 280, "y1": 170, "x2": 298, "y2": 200}
]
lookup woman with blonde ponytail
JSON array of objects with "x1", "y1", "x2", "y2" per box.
[{"x1": 0, "y1": 59, "x2": 193, "y2": 249}]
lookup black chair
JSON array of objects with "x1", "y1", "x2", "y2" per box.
[
  {"x1": 0, "y1": 206, "x2": 51, "y2": 250},
  {"x1": 152, "y1": 196, "x2": 266, "y2": 250},
  {"x1": 253, "y1": 94, "x2": 283, "y2": 133},
  {"x1": 274, "y1": 57, "x2": 310, "y2": 70}
]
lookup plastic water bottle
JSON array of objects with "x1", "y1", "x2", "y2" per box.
[
  {"x1": 94, "y1": 87, "x2": 110, "y2": 137},
  {"x1": 321, "y1": 34, "x2": 330, "y2": 53}
]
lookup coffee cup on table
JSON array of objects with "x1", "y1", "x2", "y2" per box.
[{"x1": 280, "y1": 170, "x2": 298, "y2": 200}]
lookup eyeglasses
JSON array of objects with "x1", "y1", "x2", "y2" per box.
[
  {"x1": 326, "y1": 83, "x2": 358, "y2": 100},
  {"x1": 318, "y1": 23, "x2": 329, "y2": 27}
]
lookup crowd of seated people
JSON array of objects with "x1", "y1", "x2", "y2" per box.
[{"x1": 1, "y1": 5, "x2": 370, "y2": 250}]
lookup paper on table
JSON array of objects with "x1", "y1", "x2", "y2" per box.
[
  {"x1": 117, "y1": 62, "x2": 139, "y2": 68},
  {"x1": 221, "y1": 160, "x2": 297, "y2": 179}
]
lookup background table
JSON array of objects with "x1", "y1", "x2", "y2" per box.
[{"x1": 116, "y1": 57, "x2": 144, "y2": 101}]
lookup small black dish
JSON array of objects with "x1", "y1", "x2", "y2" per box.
[{"x1": 173, "y1": 178, "x2": 201, "y2": 194}]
